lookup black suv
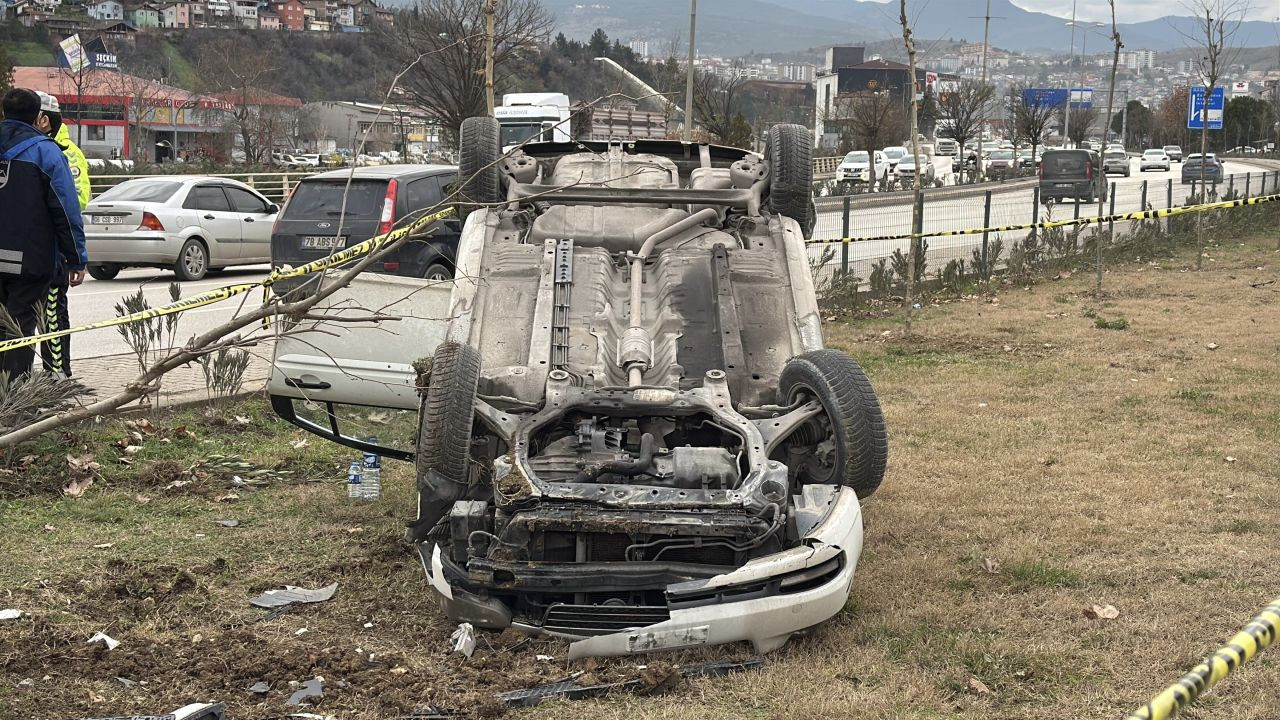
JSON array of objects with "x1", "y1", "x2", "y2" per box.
[
  {"x1": 271, "y1": 165, "x2": 460, "y2": 287},
  {"x1": 1038, "y1": 149, "x2": 1103, "y2": 203}
]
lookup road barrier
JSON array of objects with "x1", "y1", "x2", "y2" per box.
[
  {"x1": 1126, "y1": 596, "x2": 1280, "y2": 720},
  {"x1": 806, "y1": 193, "x2": 1280, "y2": 245},
  {"x1": 0, "y1": 208, "x2": 454, "y2": 356}
]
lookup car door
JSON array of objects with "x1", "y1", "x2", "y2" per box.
[
  {"x1": 268, "y1": 273, "x2": 453, "y2": 459},
  {"x1": 224, "y1": 185, "x2": 276, "y2": 262},
  {"x1": 183, "y1": 184, "x2": 242, "y2": 265}
]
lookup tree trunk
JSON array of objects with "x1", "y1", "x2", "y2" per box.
[{"x1": 901, "y1": 0, "x2": 923, "y2": 335}]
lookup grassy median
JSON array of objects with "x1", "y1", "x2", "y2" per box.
[{"x1": 2, "y1": 230, "x2": 1278, "y2": 719}]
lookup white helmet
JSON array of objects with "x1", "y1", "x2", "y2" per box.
[{"x1": 36, "y1": 90, "x2": 61, "y2": 114}]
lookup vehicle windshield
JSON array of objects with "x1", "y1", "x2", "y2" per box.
[
  {"x1": 990, "y1": 150, "x2": 1014, "y2": 160},
  {"x1": 882, "y1": 147, "x2": 906, "y2": 159},
  {"x1": 899, "y1": 155, "x2": 926, "y2": 166},
  {"x1": 96, "y1": 180, "x2": 183, "y2": 203},
  {"x1": 844, "y1": 151, "x2": 869, "y2": 163},
  {"x1": 1143, "y1": 150, "x2": 1165, "y2": 156},
  {"x1": 499, "y1": 122, "x2": 549, "y2": 149},
  {"x1": 282, "y1": 180, "x2": 388, "y2": 220}
]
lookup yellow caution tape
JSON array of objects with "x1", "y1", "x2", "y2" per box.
[
  {"x1": 1126, "y1": 596, "x2": 1280, "y2": 720},
  {"x1": 0, "y1": 207, "x2": 453, "y2": 355},
  {"x1": 808, "y1": 193, "x2": 1279, "y2": 245}
]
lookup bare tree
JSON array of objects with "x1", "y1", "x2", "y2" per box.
[
  {"x1": 1008, "y1": 83, "x2": 1056, "y2": 164},
  {"x1": 1062, "y1": 105, "x2": 1099, "y2": 147},
  {"x1": 692, "y1": 67, "x2": 751, "y2": 147},
  {"x1": 1175, "y1": 0, "x2": 1249, "y2": 270},
  {"x1": 385, "y1": 0, "x2": 553, "y2": 146},
  {"x1": 900, "y1": 0, "x2": 923, "y2": 333},
  {"x1": 935, "y1": 79, "x2": 993, "y2": 183},
  {"x1": 100, "y1": 63, "x2": 168, "y2": 163},
  {"x1": 196, "y1": 38, "x2": 291, "y2": 165}
]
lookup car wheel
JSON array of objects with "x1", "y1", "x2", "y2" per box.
[
  {"x1": 456, "y1": 116, "x2": 502, "y2": 223},
  {"x1": 414, "y1": 341, "x2": 482, "y2": 537},
  {"x1": 777, "y1": 349, "x2": 888, "y2": 498},
  {"x1": 174, "y1": 239, "x2": 208, "y2": 281},
  {"x1": 764, "y1": 124, "x2": 816, "y2": 239},
  {"x1": 86, "y1": 263, "x2": 121, "y2": 281},
  {"x1": 424, "y1": 262, "x2": 452, "y2": 282}
]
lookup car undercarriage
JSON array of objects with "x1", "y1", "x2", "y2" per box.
[{"x1": 412, "y1": 119, "x2": 887, "y2": 657}]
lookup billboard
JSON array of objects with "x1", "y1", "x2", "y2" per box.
[
  {"x1": 58, "y1": 35, "x2": 88, "y2": 72},
  {"x1": 58, "y1": 35, "x2": 117, "y2": 71},
  {"x1": 1020, "y1": 88, "x2": 1093, "y2": 109},
  {"x1": 1187, "y1": 86, "x2": 1225, "y2": 130}
]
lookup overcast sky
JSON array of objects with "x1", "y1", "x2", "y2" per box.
[{"x1": 1008, "y1": 1, "x2": 1278, "y2": 23}]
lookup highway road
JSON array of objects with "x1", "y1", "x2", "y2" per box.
[
  {"x1": 63, "y1": 157, "x2": 1275, "y2": 364},
  {"x1": 810, "y1": 157, "x2": 1276, "y2": 282}
]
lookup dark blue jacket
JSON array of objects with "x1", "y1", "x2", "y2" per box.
[{"x1": 0, "y1": 119, "x2": 88, "y2": 273}]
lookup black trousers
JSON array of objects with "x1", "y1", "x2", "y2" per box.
[
  {"x1": 41, "y1": 274, "x2": 71, "y2": 376},
  {"x1": 0, "y1": 275, "x2": 52, "y2": 380}
]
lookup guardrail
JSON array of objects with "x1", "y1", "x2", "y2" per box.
[{"x1": 89, "y1": 172, "x2": 316, "y2": 203}]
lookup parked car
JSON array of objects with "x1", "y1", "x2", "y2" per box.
[
  {"x1": 1181, "y1": 153, "x2": 1224, "y2": 184},
  {"x1": 1163, "y1": 145, "x2": 1183, "y2": 162},
  {"x1": 1038, "y1": 149, "x2": 1103, "y2": 203},
  {"x1": 1102, "y1": 150, "x2": 1131, "y2": 177},
  {"x1": 935, "y1": 137, "x2": 959, "y2": 157},
  {"x1": 1017, "y1": 150, "x2": 1041, "y2": 169},
  {"x1": 271, "y1": 165, "x2": 460, "y2": 290},
  {"x1": 82, "y1": 176, "x2": 277, "y2": 281},
  {"x1": 984, "y1": 149, "x2": 1016, "y2": 179},
  {"x1": 880, "y1": 145, "x2": 908, "y2": 172},
  {"x1": 836, "y1": 150, "x2": 889, "y2": 186},
  {"x1": 1139, "y1": 149, "x2": 1171, "y2": 172},
  {"x1": 269, "y1": 120, "x2": 887, "y2": 659},
  {"x1": 895, "y1": 153, "x2": 935, "y2": 184}
]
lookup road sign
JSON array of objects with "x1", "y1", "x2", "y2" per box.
[{"x1": 1187, "y1": 86, "x2": 1224, "y2": 130}]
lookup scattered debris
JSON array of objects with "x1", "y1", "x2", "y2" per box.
[
  {"x1": 0, "y1": 609, "x2": 22, "y2": 620},
  {"x1": 450, "y1": 623, "x2": 476, "y2": 658},
  {"x1": 249, "y1": 583, "x2": 338, "y2": 610},
  {"x1": 286, "y1": 678, "x2": 324, "y2": 706},
  {"x1": 294, "y1": 628, "x2": 309, "y2": 636},
  {"x1": 496, "y1": 658, "x2": 765, "y2": 708},
  {"x1": 248, "y1": 681, "x2": 270, "y2": 695},
  {"x1": 213, "y1": 519, "x2": 240, "y2": 528},
  {"x1": 115, "y1": 677, "x2": 138, "y2": 687},
  {"x1": 233, "y1": 415, "x2": 252, "y2": 427},
  {"x1": 91, "y1": 543, "x2": 114, "y2": 549},
  {"x1": 400, "y1": 707, "x2": 461, "y2": 719},
  {"x1": 1084, "y1": 604, "x2": 1121, "y2": 620},
  {"x1": 535, "y1": 655, "x2": 554, "y2": 662},
  {"x1": 86, "y1": 631, "x2": 120, "y2": 651},
  {"x1": 967, "y1": 676, "x2": 991, "y2": 695},
  {"x1": 1225, "y1": 456, "x2": 1238, "y2": 463},
  {"x1": 1206, "y1": 342, "x2": 1220, "y2": 350},
  {"x1": 981, "y1": 558, "x2": 1001, "y2": 575}
]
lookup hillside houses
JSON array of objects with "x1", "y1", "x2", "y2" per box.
[{"x1": 3, "y1": 0, "x2": 393, "y2": 33}]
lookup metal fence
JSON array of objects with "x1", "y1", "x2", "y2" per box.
[
  {"x1": 89, "y1": 172, "x2": 315, "y2": 203},
  {"x1": 808, "y1": 170, "x2": 1280, "y2": 287}
]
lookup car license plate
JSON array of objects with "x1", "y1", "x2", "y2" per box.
[
  {"x1": 1056, "y1": 183, "x2": 1073, "y2": 188},
  {"x1": 93, "y1": 215, "x2": 126, "y2": 225},
  {"x1": 301, "y1": 236, "x2": 347, "y2": 249}
]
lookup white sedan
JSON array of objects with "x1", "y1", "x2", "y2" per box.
[
  {"x1": 1139, "y1": 149, "x2": 1171, "y2": 172},
  {"x1": 82, "y1": 176, "x2": 278, "y2": 281}
]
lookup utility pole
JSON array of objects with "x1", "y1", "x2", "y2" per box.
[
  {"x1": 973, "y1": 0, "x2": 996, "y2": 179},
  {"x1": 484, "y1": 0, "x2": 497, "y2": 115},
  {"x1": 1063, "y1": 0, "x2": 1077, "y2": 147},
  {"x1": 683, "y1": 0, "x2": 697, "y2": 141}
]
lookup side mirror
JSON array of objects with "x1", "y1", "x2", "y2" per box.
[{"x1": 267, "y1": 203, "x2": 280, "y2": 214}]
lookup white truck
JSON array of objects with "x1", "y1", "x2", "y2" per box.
[{"x1": 495, "y1": 92, "x2": 571, "y2": 152}]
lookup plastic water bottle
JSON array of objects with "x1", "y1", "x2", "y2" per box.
[
  {"x1": 361, "y1": 439, "x2": 381, "y2": 500},
  {"x1": 346, "y1": 461, "x2": 364, "y2": 499}
]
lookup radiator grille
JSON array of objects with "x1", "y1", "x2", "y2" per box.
[{"x1": 541, "y1": 603, "x2": 670, "y2": 636}]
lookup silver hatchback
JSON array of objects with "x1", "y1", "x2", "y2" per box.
[{"x1": 83, "y1": 176, "x2": 279, "y2": 281}]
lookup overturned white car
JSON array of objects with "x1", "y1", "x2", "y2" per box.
[{"x1": 271, "y1": 118, "x2": 888, "y2": 658}]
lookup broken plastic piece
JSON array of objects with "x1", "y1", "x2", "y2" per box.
[
  {"x1": 450, "y1": 623, "x2": 476, "y2": 658},
  {"x1": 249, "y1": 583, "x2": 338, "y2": 609},
  {"x1": 248, "y1": 681, "x2": 270, "y2": 694},
  {"x1": 0, "y1": 608, "x2": 21, "y2": 620},
  {"x1": 73, "y1": 702, "x2": 226, "y2": 720},
  {"x1": 286, "y1": 678, "x2": 324, "y2": 706},
  {"x1": 214, "y1": 519, "x2": 240, "y2": 528},
  {"x1": 86, "y1": 631, "x2": 120, "y2": 651}
]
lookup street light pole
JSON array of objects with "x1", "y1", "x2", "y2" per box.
[
  {"x1": 977, "y1": 0, "x2": 991, "y2": 178},
  {"x1": 683, "y1": 0, "x2": 697, "y2": 141},
  {"x1": 1063, "y1": 0, "x2": 1077, "y2": 147}
]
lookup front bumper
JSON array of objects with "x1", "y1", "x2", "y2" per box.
[
  {"x1": 86, "y1": 232, "x2": 183, "y2": 265},
  {"x1": 419, "y1": 487, "x2": 864, "y2": 659}
]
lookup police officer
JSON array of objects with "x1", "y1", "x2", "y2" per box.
[
  {"x1": 34, "y1": 91, "x2": 89, "y2": 376},
  {"x1": 0, "y1": 88, "x2": 88, "y2": 379}
]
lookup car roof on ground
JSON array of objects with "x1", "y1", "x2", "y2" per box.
[{"x1": 306, "y1": 164, "x2": 458, "y2": 181}]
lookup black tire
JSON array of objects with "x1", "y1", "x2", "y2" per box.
[
  {"x1": 424, "y1": 262, "x2": 452, "y2": 282},
  {"x1": 174, "y1": 239, "x2": 208, "y2": 281},
  {"x1": 765, "y1": 124, "x2": 816, "y2": 239},
  {"x1": 456, "y1": 116, "x2": 502, "y2": 222},
  {"x1": 86, "y1": 263, "x2": 121, "y2": 281},
  {"x1": 778, "y1": 349, "x2": 888, "y2": 498},
  {"x1": 416, "y1": 341, "x2": 482, "y2": 504}
]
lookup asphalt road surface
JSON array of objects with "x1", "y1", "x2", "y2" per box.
[{"x1": 66, "y1": 157, "x2": 1272, "y2": 362}]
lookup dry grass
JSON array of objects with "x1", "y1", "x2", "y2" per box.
[{"x1": 2, "y1": 231, "x2": 1279, "y2": 718}]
